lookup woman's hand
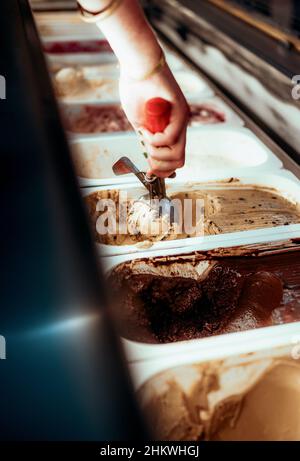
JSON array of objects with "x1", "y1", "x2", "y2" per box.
[
  {"x1": 119, "y1": 63, "x2": 189, "y2": 178},
  {"x1": 77, "y1": 0, "x2": 189, "y2": 178}
]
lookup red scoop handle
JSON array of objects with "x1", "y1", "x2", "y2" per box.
[{"x1": 145, "y1": 98, "x2": 172, "y2": 134}]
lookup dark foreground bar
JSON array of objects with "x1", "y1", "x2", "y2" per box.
[{"x1": 0, "y1": 0, "x2": 146, "y2": 441}]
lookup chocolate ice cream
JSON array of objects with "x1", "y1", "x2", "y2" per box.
[{"x1": 108, "y1": 241, "x2": 300, "y2": 343}]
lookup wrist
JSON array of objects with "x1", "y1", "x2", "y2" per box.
[
  {"x1": 117, "y1": 20, "x2": 162, "y2": 79},
  {"x1": 119, "y1": 47, "x2": 162, "y2": 80},
  {"x1": 120, "y1": 46, "x2": 165, "y2": 81}
]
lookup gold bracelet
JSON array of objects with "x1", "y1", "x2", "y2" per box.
[
  {"x1": 77, "y1": 0, "x2": 123, "y2": 23},
  {"x1": 128, "y1": 49, "x2": 166, "y2": 82}
]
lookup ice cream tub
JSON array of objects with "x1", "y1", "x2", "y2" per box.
[
  {"x1": 52, "y1": 67, "x2": 213, "y2": 104},
  {"x1": 49, "y1": 61, "x2": 120, "y2": 77},
  {"x1": 132, "y1": 343, "x2": 300, "y2": 440},
  {"x1": 48, "y1": 48, "x2": 185, "y2": 77},
  {"x1": 103, "y1": 236, "x2": 300, "y2": 363},
  {"x1": 52, "y1": 60, "x2": 120, "y2": 74},
  {"x1": 81, "y1": 170, "x2": 300, "y2": 256},
  {"x1": 42, "y1": 32, "x2": 104, "y2": 43},
  {"x1": 46, "y1": 46, "x2": 117, "y2": 76},
  {"x1": 35, "y1": 11, "x2": 102, "y2": 40},
  {"x1": 70, "y1": 127, "x2": 283, "y2": 187},
  {"x1": 61, "y1": 102, "x2": 131, "y2": 136},
  {"x1": 52, "y1": 67, "x2": 120, "y2": 104},
  {"x1": 188, "y1": 97, "x2": 244, "y2": 128},
  {"x1": 63, "y1": 97, "x2": 244, "y2": 138}
]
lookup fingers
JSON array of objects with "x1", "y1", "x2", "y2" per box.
[
  {"x1": 147, "y1": 168, "x2": 177, "y2": 179},
  {"x1": 142, "y1": 125, "x2": 179, "y2": 147},
  {"x1": 141, "y1": 100, "x2": 189, "y2": 147},
  {"x1": 147, "y1": 159, "x2": 183, "y2": 174},
  {"x1": 147, "y1": 141, "x2": 184, "y2": 162},
  {"x1": 146, "y1": 128, "x2": 187, "y2": 178},
  {"x1": 138, "y1": 97, "x2": 188, "y2": 177}
]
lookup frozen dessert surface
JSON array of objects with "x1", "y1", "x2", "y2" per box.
[
  {"x1": 65, "y1": 102, "x2": 226, "y2": 135},
  {"x1": 53, "y1": 67, "x2": 119, "y2": 102},
  {"x1": 65, "y1": 104, "x2": 132, "y2": 134},
  {"x1": 189, "y1": 103, "x2": 226, "y2": 125},
  {"x1": 85, "y1": 183, "x2": 300, "y2": 246},
  {"x1": 65, "y1": 102, "x2": 227, "y2": 134},
  {"x1": 127, "y1": 198, "x2": 173, "y2": 239},
  {"x1": 44, "y1": 40, "x2": 112, "y2": 54},
  {"x1": 54, "y1": 67, "x2": 89, "y2": 97},
  {"x1": 138, "y1": 358, "x2": 300, "y2": 441},
  {"x1": 108, "y1": 241, "x2": 300, "y2": 343},
  {"x1": 210, "y1": 361, "x2": 300, "y2": 440}
]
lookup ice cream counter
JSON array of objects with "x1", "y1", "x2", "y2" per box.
[{"x1": 22, "y1": 2, "x2": 300, "y2": 441}]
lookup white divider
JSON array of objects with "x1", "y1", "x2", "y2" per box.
[{"x1": 130, "y1": 340, "x2": 296, "y2": 391}]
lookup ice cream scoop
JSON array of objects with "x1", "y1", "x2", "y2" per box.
[
  {"x1": 143, "y1": 98, "x2": 174, "y2": 209},
  {"x1": 113, "y1": 156, "x2": 176, "y2": 237},
  {"x1": 113, "y1": 98, "x2": 179, "y2": 226}
]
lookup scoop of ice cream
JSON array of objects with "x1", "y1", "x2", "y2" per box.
[
  {"x1": 127, "y1": 199, "x2": 172, "y2": 239},
  {"x1": 54, "y1": 67, "x2": 90, "y2": 97}
]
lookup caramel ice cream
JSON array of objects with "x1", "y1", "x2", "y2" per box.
[
  {"x1": 85, "y1": 183, "x2": 300, "y2": 246},
  {"x1": 53, "y1": 67, "x2": 119, "y2": 102},
  {"x1": 108, "y1": 241, "x2": 300, "y2": 343},
  {"x1": 54, "y1": 67, "x2": 90, "y2": 97},
  {"x1": 138, "y1": 358, "x2": 300, "y2": 441}
]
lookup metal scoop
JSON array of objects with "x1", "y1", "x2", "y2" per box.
[
  {"x1": 112, "y1": 156, "x2": 178, "y2": 224},
  {"x1": 113, "y1": 98, "x2": 179, "y2": 224}
]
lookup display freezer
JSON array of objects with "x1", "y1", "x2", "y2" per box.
[{"x1": 2, "y1": 0, "x2": 300, "y2": 442}]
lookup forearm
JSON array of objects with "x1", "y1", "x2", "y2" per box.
[{"x1": 78, "y1": 0, "x2": 161, "y2": 78}]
